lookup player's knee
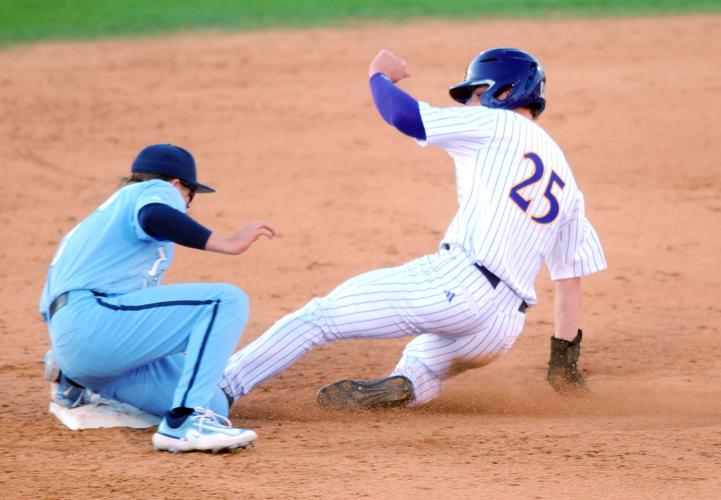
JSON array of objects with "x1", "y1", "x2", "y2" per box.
[
  {"x1": 216, "y1": 284, "x2": 248, "y2": 308},
  {"x1": 216, "y1": 284, "x2": 249, "y2": 324},
  {"x1": 300, "y1": 298, "x2": 326, "y2": 325},
  {"x1": 218, "y1": 284, "x2": 250, "y2": 315},
  {"x1": 300, "y1": 297, "x2": 340, "y2": 342}
]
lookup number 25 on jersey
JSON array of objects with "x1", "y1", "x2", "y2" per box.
[{"x1": 509, "y1": 152, "x2": 566, "y2": 224}]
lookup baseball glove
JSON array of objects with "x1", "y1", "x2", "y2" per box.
[{"x1": 547, "y1": 329, "x2": 590, "y2": 394}]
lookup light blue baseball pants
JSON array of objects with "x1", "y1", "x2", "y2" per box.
[{"x1": 48, "y1": 283, "x2": 248, "y2": 417}]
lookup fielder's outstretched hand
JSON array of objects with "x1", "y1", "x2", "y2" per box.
[
  {"x1": 206, "y1": 220, "x2": 277, "y2": 255},
  {"x1": 369, "y1": 49, "x2": 411, "y2": 83}
]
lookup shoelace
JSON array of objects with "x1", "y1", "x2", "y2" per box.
[{"x1": 191, "y1": 407, "x2": 233, "y2": 432}]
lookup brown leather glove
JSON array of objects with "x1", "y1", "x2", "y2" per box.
[{"x1": 547, "y1": 329, "x2": 590, "y2": 394}]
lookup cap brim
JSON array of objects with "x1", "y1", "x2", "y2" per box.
[{"x1": 192, "y1": 182, "x2": 215, "y2": 194}]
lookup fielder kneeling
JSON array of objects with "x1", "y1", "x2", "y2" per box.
[{"x1": 40, "y1": 144, "x2": 276, "y2": 452}]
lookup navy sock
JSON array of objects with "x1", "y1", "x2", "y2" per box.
[{"x1": 165, "y1": 407, "x2": 194, "y2": 428}]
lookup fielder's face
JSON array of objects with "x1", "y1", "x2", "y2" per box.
[{"x1": 171, "y1": 178, "x2": 196, "y2": 208}]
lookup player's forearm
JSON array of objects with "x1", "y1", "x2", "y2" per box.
[
  {"x1": 369, "y1": 73, "x2": 426, "y2": 140},
  {"x1": 554, "y1": 277, "x2": 582, "y2": 341},
  {"x1": 204, "y1": 220, "x2": 277, "y2": 255},
  {"x1": 204, "y1": 233, "x2": 246, "y2": 255}
]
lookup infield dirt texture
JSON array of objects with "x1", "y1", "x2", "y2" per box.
[{"x1": 1, "y1": 13, "x2": 720, "y2": 500}]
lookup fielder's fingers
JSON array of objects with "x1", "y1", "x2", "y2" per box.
[
  {"x1": 249, "y1": 220, "x2": 276, "y2": 234},
  {"x1": 256, "y1": 227, "x2": 276, "y2": 239},
  {"x1": 262, "y1": 223, "x2": 278, "y2": 236},
  {"x1": 255, "y1": 223, "x2": 277, "y2": 238}
]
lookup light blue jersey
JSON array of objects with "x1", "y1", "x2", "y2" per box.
[{"x1": 40, "y1": 180, "x2": 185, "y2": 320}]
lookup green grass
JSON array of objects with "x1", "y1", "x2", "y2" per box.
[{"x1": 1, "y1": 0, "x2": 719, "y2": 47}]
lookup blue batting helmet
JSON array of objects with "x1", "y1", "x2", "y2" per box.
[{"x1": 449, "y1": 48, "x2": 546, "y2": 117}]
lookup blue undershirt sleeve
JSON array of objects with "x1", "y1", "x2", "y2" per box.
[
  {"x1": 138, "y1": 203, "x2": 212, "y2": 250},
  {"x1": 369, "y1": 72, "x2": 426, "y2": 141}
]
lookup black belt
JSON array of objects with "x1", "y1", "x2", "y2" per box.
[
  {"x1": 473, "y1": 263, "x2": 529, "y2": 314},
  {"x1": 442, "y1": 244, "x2": 528, "y2": 314},
  {"x1": 48, "y1": 290, "x2": 108, "y2": 321},
  {"x1": 48, "y1": 292, "x2": 70, "y2": 321}
]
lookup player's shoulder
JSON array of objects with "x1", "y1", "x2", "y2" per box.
[
  {"x1": 124, "y1": 179, "x2": 176, "y2": 198},
  {"x1": 420, "y1": 100, "x2": 495, "y2": 120},
  {"x1": 126, "y1": 178, "x2": 173, "y2": 191},
  {"x1": 521, "y1": 115, "x2": 564, "y2": 150},
  {"x1": 125, "y1": 179, "x2": 185, "y2": 209}
]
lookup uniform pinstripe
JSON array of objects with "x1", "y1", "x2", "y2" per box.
[
  {"x1": 222, "y1": 246, "x2": 525, "y2": 403},
  {"x1": 222, "y1": 102, "x2": 606, "y2": 405}
]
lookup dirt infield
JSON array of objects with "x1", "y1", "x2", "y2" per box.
[{"x1": 2, "y1": 13, "x2": 720, "y2": 499}]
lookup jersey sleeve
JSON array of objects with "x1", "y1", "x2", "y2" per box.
[
  {"x1": 545, "y1": 194, "x2": 607, "y2": 280},
  {"x1": 133, "y1": 181, "x2": 187, "y2": 241},
  {"x1": 416, "y1": 101, "x2": 495, "y2": 153}
]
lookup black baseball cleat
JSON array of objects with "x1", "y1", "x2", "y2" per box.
[{"x1": 316, "y1": 375, "x2": 415, "y2": 410}]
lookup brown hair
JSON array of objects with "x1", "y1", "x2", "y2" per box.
[{"x1": 120, "y1": 172, "x2": 176, "y2": 187}]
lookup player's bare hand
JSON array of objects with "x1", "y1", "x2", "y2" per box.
[
  {"x1": 232, "y1": 220, "x2": 277, "y2": 252},
  {"x1": 369, "y1": 49, "x2": 411, "y2": 83},
  {"x1": 206, "y1": 220, "x2": 277, "y2": 255}
]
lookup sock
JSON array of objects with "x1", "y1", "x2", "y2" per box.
[{"x1": 165, "y1": 407, "x2": 194, "y2": 428}]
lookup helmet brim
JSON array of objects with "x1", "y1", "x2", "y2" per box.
[
  {"x1": 449, "y1": 79, "x2": 495, "y2": 104},
  {"x1": 449, "y1": 84, "x2": 472, "y2": 104}
]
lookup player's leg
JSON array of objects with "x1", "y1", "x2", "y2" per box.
[
  {"x1": 314, "y1": 244, "x2": 530, "y2": 409},
  {"x1": 52, "y1": 283, "x2": 256, "y2": 451},
  {"x1": 54, "y1": 283, "x2": 247, "y2": 411},
  {"x1": 88, "y1": 354, "x2": 231, "y2": 417},
  {"x1": 390, "y1": 308, "x2": 525, "y2": 404},
  {"x1": 222, "y1": 249, "x2": 493, "y2": 400},
  {"x1": 317, "y1": 299, "x2": 526, "y2": 409}
]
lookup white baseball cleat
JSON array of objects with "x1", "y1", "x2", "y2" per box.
[{"x1": 152, "y1": 407, "x2": 257, "y2": 453}]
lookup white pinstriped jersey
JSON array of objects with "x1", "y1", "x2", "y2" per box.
[{"x1": 418, "y1": 102, "x2": 606, "y2": 305}]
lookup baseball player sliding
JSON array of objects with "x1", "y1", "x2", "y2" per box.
[
  {"x1": 40, "y1": 144, "x2": 276, "y2": 452},
  {"x1": 222, "y1": 48, "x2": 606, "y2": 409}
]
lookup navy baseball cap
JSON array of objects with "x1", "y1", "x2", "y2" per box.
[{"x1": 131, "y1": 144, "x2": 215, "y2": 193}]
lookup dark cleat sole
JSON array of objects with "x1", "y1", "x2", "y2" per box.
[{"x1": 316, "y1": 376, "x2": 414, "y2": 410}]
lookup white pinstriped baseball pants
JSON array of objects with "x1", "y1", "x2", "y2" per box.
[{"x1": 221, "y1": 245, "x2": 527, "y2": 404}]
